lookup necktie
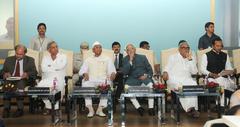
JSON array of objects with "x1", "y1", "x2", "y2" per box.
[
  {"x1": 114, "y1": 54, "x2": 118, "y2": 69},
  {"x1": 14, "y1": 60, "x2": 20, "y2": 77}
]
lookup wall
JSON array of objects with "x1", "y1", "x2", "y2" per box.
[
  {"x1": 215, "y1": 0, "x2": 239, "y2": 47},
  {"x1": 19, "y1": 0, "x2": 211, "y2": 60},
  {"x1": 0, "y1": 0, "x2": 14, "y2": 35}
]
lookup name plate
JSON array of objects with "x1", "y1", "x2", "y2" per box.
[
  {"x1": 182, "y1": 85, "x2": 204, "y2": 93},
  {"x1": 128, "y1": 86, "x2": 151, "y2": 93},
  {"x1": 73, "y1": 86, "x2": 96, "y2": 94},
  {"x1": 28, "y1": 87, "x2": 50, "y2": 94}
]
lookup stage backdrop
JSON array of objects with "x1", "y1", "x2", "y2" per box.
[{"x1": 19, "y1": 0, "x2": 211, "y2": 61}]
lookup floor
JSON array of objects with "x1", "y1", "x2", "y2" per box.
[{"x1": 2, "y1": 103, "x2": 219, "y2": 127}]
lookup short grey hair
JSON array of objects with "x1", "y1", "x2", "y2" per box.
[
  {"x1": 125, "y1": 43, "x2": 135, "y2": 50},
  {"x1": 47, "y1": 41, "x2": 57, "y2": 50},
  {"x1": 80, "y1": 41, "x2": 89, "y2": 49}
]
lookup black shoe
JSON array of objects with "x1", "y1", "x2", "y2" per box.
[
  {"x1": 187, "y1": 108, "x2": 199, "y2": 118},
  {"x1": 2, "y1": 109, "x2": 10, "y2": 118},
  {"x1": 43, "y1": 109, "x2": 50, "y2": 115},
  {"x1": 137, "y1": 107, "x2": 144, "y2": 116},
  {"x1": 192, "y1": 110, "x2": 200, "y2": 118},
  {"x1": 55, "y1": 110, "x2": 60, "y2": 116},
  {"x1": 114, "y1": 99, "x2": 120, "y2": 105},
  {"x1": 55, "y1": 110, "x2": 61, "y2": 121},
  {"x1": 13, "y1": 109, "x2": 23, "y2": 117},
  {"x1": 148, "y1": 108, "x2": 155, "y2": 116}
]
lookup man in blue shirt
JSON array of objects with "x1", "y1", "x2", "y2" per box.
[{"x1": 198, "y1": 22, "x2": 220, "y2": 50}]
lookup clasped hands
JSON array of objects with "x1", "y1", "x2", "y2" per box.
[{"x1": 83, "y1": 72, "x2": 116, "y2": 81}]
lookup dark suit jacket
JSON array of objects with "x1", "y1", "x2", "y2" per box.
[
  {"x1": 121, "y1": 54, "x2": 153, "y2": 86},
  {"x1": 114, "y1": 53, "x2": 123, "y2": 84},
  {"x1": 2, "y1": 55, "x2": 37, "y2": 81},
  {"x1": 117, "y1": 53, "x2": 123, "y2": 70}
]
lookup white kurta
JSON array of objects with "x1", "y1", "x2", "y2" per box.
[
  {"x1": 164, "y1": 52, "x2": 198, "y2": 111},
  {"x1": 38, "y1": 52, "x2": 67, "y2": 109},
  {"x1": 201, "y1": 53, "x2": 236, "y2": 106},
  {"x1": 29, "y1": 36, "x2": 53, "y2": 51},
  {"x1": 79, "y1": 54, "x2": 116, "y2": 107}
]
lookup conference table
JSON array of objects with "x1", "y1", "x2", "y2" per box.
[
  {"x1": 67, "y1": 88, "x2": 113, "y2": 126},
  {"x1": 119, "y1": 92, "x2": 165, "y2": 126},
  {"x1": 173, "y1": 90, "x2": 221, "y2": 124}
]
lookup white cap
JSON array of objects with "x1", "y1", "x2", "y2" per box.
[{"x1": 92, "y1": 41, "x2": 102, "y2": 48}]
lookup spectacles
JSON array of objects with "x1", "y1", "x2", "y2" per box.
[
  {"x1": 180, "y1": 46, "x2": 190, "y2": 50},
  {"x1": 81, "y1": 47, "x2": 89, "y2": 50}
]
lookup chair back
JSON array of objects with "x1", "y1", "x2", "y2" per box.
[
  {"x1": 160, "y1": 48, "x2": 178, "y2": 73},
  {"x1": 136, "y1": 48, "x2": 155, "y2": 74},
  {"x1": 232, "y1": 48, "x2": 240, "y2": 73}
]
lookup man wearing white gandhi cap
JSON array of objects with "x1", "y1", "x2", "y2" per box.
[{"x1": 79, "y1": 41, "x2": 116, "y2": 117}]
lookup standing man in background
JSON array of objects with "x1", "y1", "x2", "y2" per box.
[
  {"x1": 29, "y1": 23, "x2": 53, "y2": 51},
  {"x1": 198, "y1": 22, "x2": 220, "y2": 50}
]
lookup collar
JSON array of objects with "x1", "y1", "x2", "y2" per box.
[
  {"x1": 38, "y1": 35, "x2": 46, "y2": 39},
  {"x1": 114, "y1": 53, "x2": 119, "y2": 56},
  {"x1": 211, "y1": 49, "x2": 221, "y2": 54}
]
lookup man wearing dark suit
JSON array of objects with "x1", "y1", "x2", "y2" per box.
[
  {"x1": 2, "y1": 44, "x2": 37, "y2": 118},
  {"x1": 112, "y1": 42, "x2": 123, "y2": 102},
  {"x1": 121, "y1": 44, "x2": 154, "y2": 116}
]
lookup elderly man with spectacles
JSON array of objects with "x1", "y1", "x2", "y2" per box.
[{"x1": 162, "y1": 40, "x2": 200, "y2": 118}]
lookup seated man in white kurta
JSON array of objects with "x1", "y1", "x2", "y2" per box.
[
  {"x1": 37, "y1": 41, "x2": 67, "y2": 115},
  {"x1": 201, "y1": 37, "x2": 236, "y2": 106},
  {"x1": 162, "y1": 40, "x2": 200, "y2": 118},
  {"x1": 79, "y1": 41, "x2": 116, "y2": 118}
]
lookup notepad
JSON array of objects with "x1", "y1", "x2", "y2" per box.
[
  {"x1": 219, "y1": 70, "x2": 234, "y2": 77},
  {"x1": 6, "y1": 76, "x2": 21, "y2": 81}
]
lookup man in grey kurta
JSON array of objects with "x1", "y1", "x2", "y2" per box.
[
  {"x1": 29, "y1": 23, "x2": 53, "y2": 51},
  {"x1": 72, "y1": 42, "x2": 89, "y2": 85},
  {"x1": 121, "y1": 44, "x2": 154, "y2": 116}
]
